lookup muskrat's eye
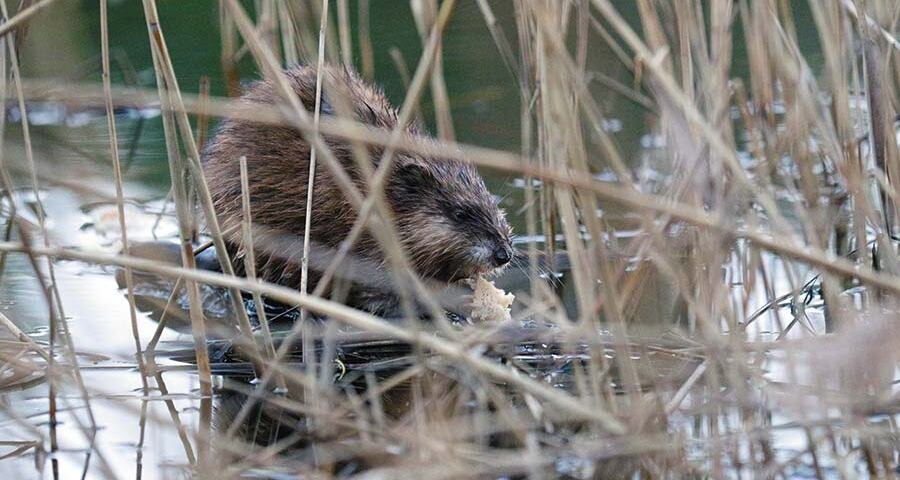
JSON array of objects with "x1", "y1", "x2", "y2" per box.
[{"x1": 452, "y1": 208, "x2": 467, "y2": 222}]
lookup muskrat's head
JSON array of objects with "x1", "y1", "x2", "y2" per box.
[{"x1": 387, "y1": 156, "x2": 514, "y2": 283}]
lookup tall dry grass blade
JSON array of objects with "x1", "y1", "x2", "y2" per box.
[
  {"x1": 224, "y1": 0, "x2": 450, "y2": 328},
  {"x1": 277, "y1": 1, "x2": 300, "y2": 67},
  {"x1": 100, "y1": 1, "x2": 152, "y2": 476},
  {"x1": 196, "y1": 76, "x2": 210, "y2": 148},
  {"x1": 141, "y1": 0, "x2": 214, "y2": 462},
  {"x1": 412, "y1": 0, "x2": 455, "y2": 141},
  {"x1": 0, "y1": 0, "x2": 57, "y2": 39},
  {"x1": 388, "y1": 47, "x2": 412, "y2": 88},
  {"x1": 865, "y1": 37, "x2": 897, "y2": 236},
  {"x1": 219, "y1": 0, "x2": 240, "y2": 96},
  {"x1": 337, "y1": 0, "x2": 352, "y2": 67},
  {"x1": 239, "y1": 156, "x2": 282, "y2": 389},
  {"x1": 0, "y1": 240, "x2": 628, "y2": 434},
  {"x1": 299, "y1": 0, "x2": 330, "y2": 317},
  {"x1": 843, "y1": 0, "x2": 900, "y2": 51},
  {"x1": 0, "y1": 312, "x2": 47, "y2": 360},
  {"x1": 358, "y1": 0, "x2": 373, "y2": 79},
  {"x1": 0, "y1": 5, "x2": 108, "y2": 477},
  {"x1": 152, "y1": 371, "x2": 196, "y2": 465},
  {"x1": 591, "y1": 0, "x2": 795, "y2": 237},
  {"x1": 27, "y1": 80, "x2": 900, "y2": 295},
  {"x1": 143, "y1": 0, "x2": 266, "y2": 382}
]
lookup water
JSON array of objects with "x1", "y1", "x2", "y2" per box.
[
  {"x1": 0, "y1": 1, "x2": 895, "y2": 479},
  {"x1": 0, "y1": 171, "x2": 850, "y2": 475}
]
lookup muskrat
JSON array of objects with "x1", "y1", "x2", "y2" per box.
[{"x1": 202, "y1": 65, "x2": 513, "y2": 317}]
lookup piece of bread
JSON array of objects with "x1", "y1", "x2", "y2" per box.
[{"x1": 470, "y1": 276, "x2": 515, "y2": 323}]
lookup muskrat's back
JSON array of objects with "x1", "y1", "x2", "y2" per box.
[{"x1": 203, "y1": 66, "x2": 513, "y2": 316}]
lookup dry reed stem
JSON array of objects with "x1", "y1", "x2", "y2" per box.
[
  {"x1": 843, "y1": 0, "x2": 900, "y2": 51},
  {"x1": 144, "y1": 277, "x2": 181, "y2": 353},
  {"x1": 100, "y1": 0, "x2": 148, "y2": 402},
  {"x1": 0, "y1": 312, "x2": 47, "y2": 361},
  {"x1": 141, "y1": 0, "x2": 214, "y2": 462},
  {"x1": 0, "y1": 5, "x2": 106, "y2": 476},
  {"x1": 388, "y1": 47, "x2": 412, "y2": 88},
  {"x1": 336, "y1": 0, "x2": 352, "y2": 67},
  {"x1": 152, "y1": 371, "x2": 196, "y2": 465},
  {"x1": 412, "y1": 0, "x2": 455, "y2": 141},
  {"x1": 591, "y1": 0, "x2": 797, "y2": 236},
  {"x1": 299, "y1": 0, "x2": 330, "y2": 309},
  {"x1": 358, "y1": 0, "x2": 374, "y2": 79},
  {"x1": 142, "y1": 0, "x2": 262, "y2": 375},
  {"x1": 0, "y1": 29, "x2": 66, "y2": 470},
  {"x1": 0, "y1": 0, "x2": 57, "y2": 39},
  {"x1": 2, "y1": 0, "x2": 899, "y2": 476},
  {"x1": 276, "y1": 1, "x2": 299, "y2": 67},
  {"x1": 475, "y1": 0, "x2": 519, "y2": 80},
  {"x1": 218, "y1": 0, "x2": 239, "y2": 97},
  {"x1": 196, "y1": 76, "x2": 210, "y2": 149},
  {"x1": 16, "y1": 81, "x2": 900, "y2": 296},
  {"x1": 238, "y1": 155, "x2": 283, "y2": 389},
  {"x1": 0, "y1": 240, "x2": 627, "y2": 434},
  {"x1": 222, "y1": 0, "x2": 448, "y2": 433},
  {"x1": 299, "y1": 6, "x2": 332, "y2": 464},
  {"x1": 101, "y1": 1, "x2": 154, "y2": 473},
  {"x1": 226, "y1": 0, "x2": 459, "y2": 330}
]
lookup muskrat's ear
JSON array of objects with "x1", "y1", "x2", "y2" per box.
[
  {"x1": 395, "y1": 163, "x2": 437, "y2": 190},
  {"x1": 359, "y1": 101, "x2": 380, "y2": 126}
]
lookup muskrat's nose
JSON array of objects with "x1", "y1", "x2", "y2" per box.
[{"x1": 492, "y1": 246, "x2": 511, "y2": 266}]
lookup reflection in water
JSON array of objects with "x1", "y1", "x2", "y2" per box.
[
  {"x1": 0, "y1": 178, "x2": 880, "y2": 478},
  {"x1": 7, "y1": 103, "x2": 160, "y2": 129},
  {"x1": 108, "y1": 221, "x2": 702, "y2": 478},
  {"x1": 0, "y1": 72, "x2": 891, "y2": 479},
  {"x1": 0, "y1": 1, "x2": 895, "y2": 478}
]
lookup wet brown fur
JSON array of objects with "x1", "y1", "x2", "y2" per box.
[{"x1": 202, "y1": 65, "x2": 512, "y2": 316}]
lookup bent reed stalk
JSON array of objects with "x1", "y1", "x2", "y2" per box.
[
  {"x1": 0, "y1": 0, "x2": 898, "y2": 478},
  {"x1": 0, "y1": 240, "x2": 626, "y2": 433}
]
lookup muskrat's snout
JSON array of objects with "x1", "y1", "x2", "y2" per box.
[
  {"x1": 492, "y1": 244, "x2": 512, "y2": 267},
  {"x1": 485, "y1": 210, "x2": 514, "y2": 271},
  {"x1": 455, "y1": 236, "x2": 511, "y2": 282},
  {"x1": 471, "y1": 219, "x2": 514, "y2": 274},
  {"x1": 425, "y1": 211, "x2": 512, "y2": 283},
  {"x1": 468, "y1": 236, "x2": 513, "y2": 273}
]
